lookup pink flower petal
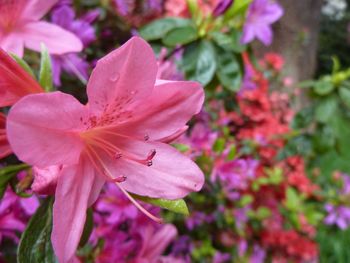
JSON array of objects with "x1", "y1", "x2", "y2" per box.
[
  {"x1": 32, "y1": 165, "x2": 61, "y2": 195},
  {"x1": 96, "y1": 138, "x2": 204, "y2": 199},
  {"x1": 21, "y1": 21, "x2": 83, "y2": 55},
  {"x1": 22, "y1": 0, "x2": 58, "y2": 21},
  {"x1": 116, "y1": 80, "x2": 204, "y2": 141},
  {"x1": 0, "y1": 113, "x2": 11, "y2": 159},
  {"x1": 0, "y1": 33, "x2": 24, "y2": 57},
  {"x1": 139, "y1": 224, "x2": 177, "y2": 261},
  {"x1": 86, "y1": 37, "x2": 157, "y2": 116},
  {"x1": 0, "y1": 48, "x2": 43, "y2": 107},
  {"x1": 7, "y1": 92, "x2": 87, "y2": 167},
  {"x1": 52, "y1": 156, "x2": 101, "y2": 263}
]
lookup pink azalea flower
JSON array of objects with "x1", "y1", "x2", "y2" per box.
[
  {"x1": 0, "y1": 0, "x2": 82, "y2": 57},
  {"x1": 0, "y1": 113, "x2": 11, "y2": 159},
  {"x1": 7, "y1": 37, "x2": 204, "y2": 263},
  {"x1": 0, "y1": 48, "x2": 44, "y2": 159}
]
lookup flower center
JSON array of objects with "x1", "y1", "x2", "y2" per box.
[{"x1": 80, "y1": 128, "x2": 157, "y2": 182}]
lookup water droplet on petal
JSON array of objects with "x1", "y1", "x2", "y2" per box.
[
  {"x1": 110, "y1": 73, "x2": 120, "y2": 82},
  {"x1": 144, "y1": 134, "x2": 149, "y2": 141}
]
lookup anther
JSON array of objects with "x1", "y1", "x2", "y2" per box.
[
  {"x1": 112, "y1": 175, "x2": 127, "y2": 183},
  {"x1": 147, "y1": 149, "x2": 156, "y2": 161},
  {"x1": 147, "y1": 160, "x2": 153, "y2": 167}
]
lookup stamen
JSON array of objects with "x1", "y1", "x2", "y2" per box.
[
  {"x1": 147, "y1": 149, "x2": 156, "y2": 160},
  {"x1": 158, "y1": 126, "x2": 189, "y2": 143},
  {"x1": 82, "y1": 130, "x2": 157, "y2": 167},
  {"x1": 112, "y1": 175, "x2": 127, "y2": 183},
  {"x1": 116, "y1": 183, "x2": 163, "y2": 224}
]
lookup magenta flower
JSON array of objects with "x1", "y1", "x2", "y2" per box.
[
  {"x1": 0, "y1": 187, "x2": 38, "y2": 245},
  {"x1": 50, "y1": 5, "x2": 99, "y2": 86},
  {"x1": 0, "y1": 0, "x2": 82, "y2": 57},
  {"x1": 137, "y1": 224, "x2": 178, "y2": 262},
  {"x1": 7, "y1": 37, "x2": 204, "y2": 263},
  {"x1": 241, "y1": 0, "x2": 283, "y2": 46}
]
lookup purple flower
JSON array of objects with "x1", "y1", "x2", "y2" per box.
[
  {"x1": 90, "y1": 182, "x2": 178, "y2": 262},
  {"x1": 113, "y1": 0, "x2": 163, "y2": 17},
  {"x1": 157, "y1": 48, "x2": 184, "y2": 81},
  {"x1": 250, "y1": 245, "x2": 266, "y2": 263},
  {"x1": 0, "y1": 187, "x2": 38, "y2": 244},
  {"x1": 50, "y1": 5, "x2": 98, "y2": 86},
  {"x1": 241, "y1": 0, "x2": 283, "y2": 46},
  {"x1": 240, "y1": 62, "x2": 258, "y2": 92},
  {"x1": 324, "y1": 204, "x2": 350, "y2": 230},
  {"x1": 51, "y1": 54, "x2": 89, "y2": 86},
  {"x1": 213, "y1": 251, "x2": 231, "y2": 263},
  {"x1": 185, "y1": 212, "x2": 213, "y2": 230},
  {"x1": 213, "y1": 0, "x2": 234, "y2": 17},
  {"x1": 234, "y1": 207, "x2": 249, "y2": 229},
  {"x1": 214, "y1": 158, "x2": 259, "y2": 199}
]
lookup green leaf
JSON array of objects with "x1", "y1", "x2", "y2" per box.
[
  {"x1": 239, "y1": 194, "x2": 253, "y2": 207},
  {"x1": 210, "y1": 31, "x2": 246, "y2": 53},
  {"x1": 255, "y1": 207, "x2": 271, "y2": 219},
  {"x1": 313, "y1": 80, "x2": 334, "y2": 95},
  {"x1": 182, "y1": 41, "x2": 217, "y2": 86},
  {"x1": 10, "y1": 54, "x2": 35, "y2": 78},
  {"x1": 139, "y1": 18, "x2": 192, "y2": 41},
  {"x1": 0, "y1": 173, "x2": 17, "y2": 199},
  {"x1": 132, "y1": 194, "x2": 189, "y2": 215},
  {"x1": 285, "y1": 187, "x2": 302, "y2": 212},
  {"x1": 291, "y1": 107, "x2": 314, "y2": 129},
  {"x1": 339, "y1": 86, "x2": 350, "y2": 109},
  {"x1": 215, "y1": 48, "x2": 242, "y2": 91},
  {"x1": 18, "y1": 197, "x2": 57, "y2": 263},
  {"x1": 79, "y1": 208, "x2": 93, "y2": 247},
  {"x1": 226, "y1": 145, "x2": 236, "y2": 160},
  {"x1": 162, "y1": 26, "x2": 198, "y2": 47},
  {"x1": 39, "y1": 44, "x2": 53, "y2": 92},
  {"x1": 332, "y1": 56, "x2": 341, "y2": 75},
  {"x1": 224, "y1": 0, "x2": 252, "y2": 19},
  {"x1": 213, "y1": 138, "x2": 226, "y2": 153},
  {"x1": 0, "y1": 164, "x2": 29, "y2": 199},
  {"x1": 315, "y1": 96, "x2": 338, "y2": 123}
]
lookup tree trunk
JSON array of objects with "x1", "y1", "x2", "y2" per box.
[{"x1": 253, "y1": 0, "x2": 324, "y2": 83}]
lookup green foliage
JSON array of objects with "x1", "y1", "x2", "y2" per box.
[
  {"x1": 132, "y1": 194, "x2": 189, "y2": 215},
  {"x1": 0, "y1": 164, "x2": 29, "y2": 199},
  {"x1": 11, "y1": 54, "x2": 35, "y2": 78},
  {"x1": 162, "y1": 26, "x2": 198, "y2": 46},
  {"x1": 317, "y1": 227, "x2": 350, "y2": 263},
  {"x1": 39, "y1": 44, "x2": 53, "y2": 92},
  {"x1": 18, "y1": 198, "x2": 57, "y2": 263},
  {"x1": 181, "y1": 41, "x2": 217, "y2": 85},
  {"x1": 139, "y1": 18, "x2": 193, "y2": 41},
  {"x1": 215, "y1": 46, "x2": 242, "y2": 91}
]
